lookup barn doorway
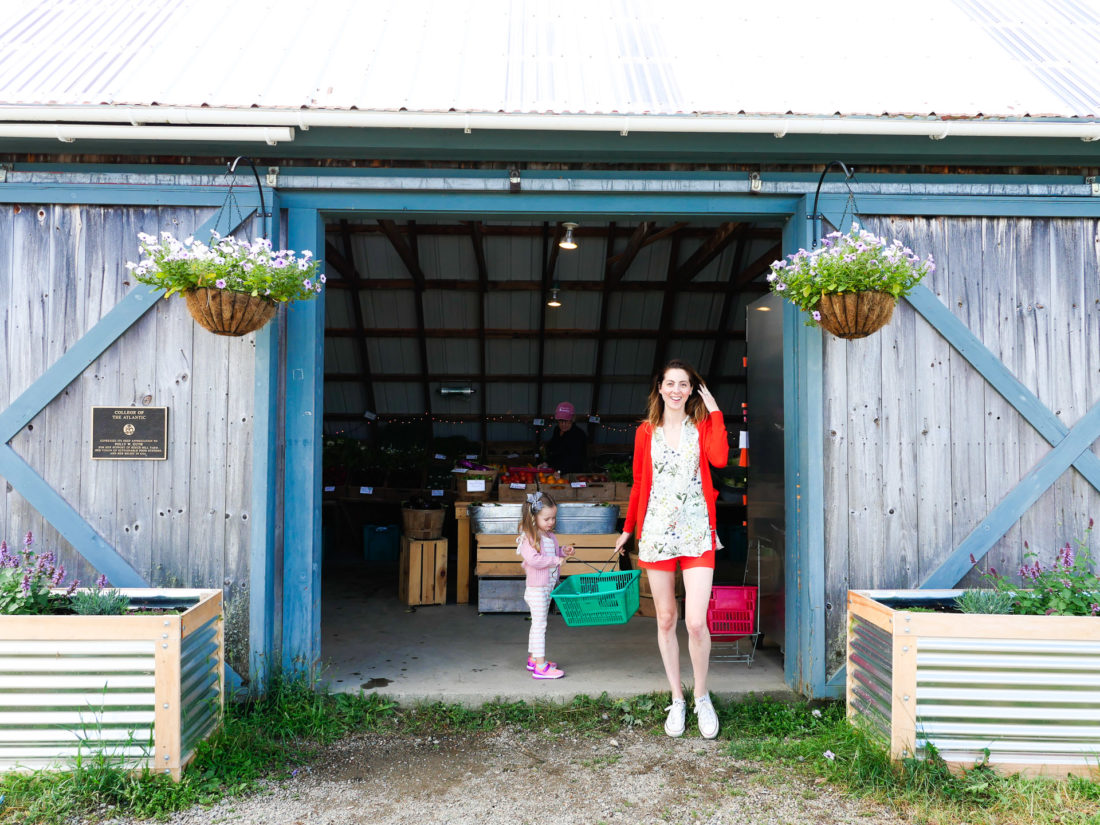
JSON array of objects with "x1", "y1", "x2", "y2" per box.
[{"x1": 314, "y1": 215, "x2": 790, "y2": 697}]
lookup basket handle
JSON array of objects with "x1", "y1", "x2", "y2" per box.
[{"x1": 566, "y1": 548, "x2": 622, "y2": 573}]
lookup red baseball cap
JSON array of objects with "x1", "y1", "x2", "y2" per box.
[{"x1": 555, "y1": 401, "x2": 575, "y2": 420}]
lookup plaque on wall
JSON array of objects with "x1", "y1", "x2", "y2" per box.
[{"x1": 90, "y1": 407, "x2": 168, "y2": 460}]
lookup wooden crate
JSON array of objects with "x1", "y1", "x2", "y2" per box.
[
  {"x1": 399, "y1": 537, "x2": 448, "y2": 606},
  {"x1": 475, "y1": 533, "x2": 620, "y2": 578},
  {"x1": 573, "y1": 482, "x2": 613, "y2": 502},
  {"x1": 457, "y1": 471, "x2": 497, "y2": 501},
  {"x1": 498, "y1": 482, "x2": 538, "y2": 502},
  {"x1": 538, "y1": 482, "x2": 577, "y2": 502}
]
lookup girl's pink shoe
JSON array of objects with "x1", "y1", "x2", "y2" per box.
[
  {"x1": 531, "y1": 662, "x2": 564, "y2": 680},
  {"x1": 526, "y1": 657, "x2": 556, "y2": 672}
]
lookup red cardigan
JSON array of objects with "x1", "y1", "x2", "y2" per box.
[{"x1": 623, "y1": 411, "x2": 729, "y2": 549}]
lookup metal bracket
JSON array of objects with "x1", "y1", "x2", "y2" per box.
[
  {"x1": 1087, "y1": 176, "x2": 1100, "y2": 196},
  {"x1": 748, "y1": 171, "x2": 762, "y2": 193},
  {"x1": 266, "y1": 167, "x2": 279, "y2": 188}
]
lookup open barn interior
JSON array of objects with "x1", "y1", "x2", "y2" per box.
[{"x1": 317, "y1": 216, "x2": 788, "y2": 697}]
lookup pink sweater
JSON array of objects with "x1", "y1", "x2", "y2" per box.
[{"x1": 517, "y1": 532, "x2": 565, "y2": 587}]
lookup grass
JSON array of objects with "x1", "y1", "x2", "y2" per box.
[{"x1": 1, "y1": 685, "x2": 1098, "y2": 824}]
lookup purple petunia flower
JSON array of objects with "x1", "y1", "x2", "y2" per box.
[
  {"x1": 215, "y1": 278, "x2": 227, "y2": 289},
  {"x1": 812, "y1": 311, "x2": 821, "y2": 321}
]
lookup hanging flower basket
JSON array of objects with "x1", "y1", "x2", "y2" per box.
[
  {"x1": 814, "y1": 290, "x2": 896, "y2": 339},
  {"x1": 184, "y1": 287, "x2": 278, "y2": 336},
  {"x1": 128, "y1": 231, "x2": 324, "y2": 336},
  {"x1": 767, "y1": 224, "x2": 933, "y2": 339}
]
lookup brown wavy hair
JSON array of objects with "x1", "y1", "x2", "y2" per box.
[
  {"x1": 644, "y1": 359, "x2": 708, "y2": 427},
  {"x1": 519, "y1": 491, "x2": 557, "y2": 547}
]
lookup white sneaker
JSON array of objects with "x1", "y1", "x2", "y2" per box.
[
  {"x1": 664, "y1": 699, "x2": 686, "y2": 738},
  {"x1": 695, "y1": 693, "x2": 719, "y2": 740}
]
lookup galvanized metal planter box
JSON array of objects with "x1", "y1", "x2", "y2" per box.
[
  {"x1": 0, "y1": 588, "x2": 224, "y2": 780},
  {"x1": 847, "y1": 590, "x2": 1100, "y2": 778}
]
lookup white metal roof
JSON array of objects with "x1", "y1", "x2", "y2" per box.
[{"x1": 1, "y1": 0, "x2": 1099, "y2": 120}]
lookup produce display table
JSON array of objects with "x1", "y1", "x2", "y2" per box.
[
  {"x1": 453, "y1": 500, "x2": 627, "y2": 604},
  {"x1": 474, "y1": 533, "x2": 622, "y2": 577}
]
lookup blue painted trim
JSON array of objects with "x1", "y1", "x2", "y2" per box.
[
  {"x1": 0, "y1": 445, "x2": 145, "y2": 586},
  {"x1": 281, "y1": 209, "x2": 325, "y2": 677},
  {"x1": 906, "y1": 285, "x2": 1100, "y2": 491},
  {"x1": 817, "y1": 193, "x2": 1100, "y2": 219},
  {"x1": 0, "y1": 185, "x2": 261, "y2": 208},
  {"x1": 278, "y1": 190, "x2": 801, "y2": 218},
  {"x1": 782, "y1": 199, "x2": 827, "y2": 697},
  {"x1": 923, "y1": 399, "x2": 1100, "y2": 589},
  {"x1": 248, "y1": 197, "x2": 282, "y2": 692}
]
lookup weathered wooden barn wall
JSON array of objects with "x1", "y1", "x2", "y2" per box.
[
  {"x1": 824, "y1": 215, "x2": 1100, "y2": 672},
  {"x1": 0, "y1": 204, "x2": 257, "y2": 602}
]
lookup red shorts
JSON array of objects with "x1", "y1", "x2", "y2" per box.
[{"x1": 636, "y1": 550, "x2": 716, "y2": 572}]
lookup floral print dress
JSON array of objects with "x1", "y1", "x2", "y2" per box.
[{"x1": 638, "y1": 418, "x2": 717, "y2": 563}]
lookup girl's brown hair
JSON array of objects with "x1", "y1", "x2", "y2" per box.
[
  {"x1": 519, "y1": 491, "x2": 557, "y2": 546},
  {"x1": 644, "y1": 359, "x2": 709, "y2": 427}
]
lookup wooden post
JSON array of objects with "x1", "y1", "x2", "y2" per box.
[
  {"x1": 455, "y1": 502, "x2": 471, "y2": 603},
  {"x1": 154, "y1": 614, "x2": 183, "y2": 779},
  {"x1": 890, "y1": 613, "x2": 918, "y2": 760}
]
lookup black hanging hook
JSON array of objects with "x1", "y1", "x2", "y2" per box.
[
  {"x1": 810, "y1": 160, "x2": 854, "y2": 248},
  {"x1": 228, "y1": 156, "x2": 268, "y2": 240}
]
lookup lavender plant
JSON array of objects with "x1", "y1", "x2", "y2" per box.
[
  {"x1": 767, "y1": 224, "x2": 934, "y2": 325},
  {"x1": 128, "y1": 230, "x2": 325, "y2": 303},
  {"x1": 972, "y1": 520, "x2": 1100, "y2": 617},
  {"x1": 0, "y1": 532, "x2": 77, "y2": 615}
]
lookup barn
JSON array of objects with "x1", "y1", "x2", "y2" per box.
[{"x1": 2, "y1": 0, "x2": 1100, "y2": 699}]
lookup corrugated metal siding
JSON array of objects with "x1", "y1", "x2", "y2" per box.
[
  {"x1": 1, "y1": 0, "x2": 1097, "y2": 118},
  {"x1": 0, "y1": 639, "x2": 156, "y2": 771},
  {"x1": 847, "y1": 617, "x2": 893, "y2": 745},
  {"x1": 179, "y1": 616, "x2": 221, "y2": 760},
  {"x1": 915, "y1": 637, "x2": 1100, "y2": 767}
]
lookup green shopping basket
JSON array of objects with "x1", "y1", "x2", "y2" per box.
[{"x1": 551, "y1": 570, "x2": 640, "y2": 627}]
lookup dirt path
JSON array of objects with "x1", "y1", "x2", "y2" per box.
[{"x1": 104, "y1": 728, "x2": 905, "y2": 825}]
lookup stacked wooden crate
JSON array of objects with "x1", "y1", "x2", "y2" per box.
[{"x1": 475, "y1": 533, "x2": 621, "y2": 612}]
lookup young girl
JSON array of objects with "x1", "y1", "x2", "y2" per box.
[
  {"x1": 517, "y1": 492, "x2": 575, "y2": 679},
  {"x1": 614, "y1": 359, "x2": 728, "y2": 739}
]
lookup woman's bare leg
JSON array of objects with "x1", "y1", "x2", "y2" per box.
[
  {"x1": 682, "y1": 565, "x2": 714, "y2": 697},
  {"x1": 648, "y1": 569, "x2": 683, "y2": 699}
]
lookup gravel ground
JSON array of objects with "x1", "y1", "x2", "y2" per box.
[{"x1": 98, "y1": 727, "x2": 904, "y2": 825}]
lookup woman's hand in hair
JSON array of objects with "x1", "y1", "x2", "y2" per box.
[{"x1": 697, "y1": 384, "x2": 719, "y2": 413}]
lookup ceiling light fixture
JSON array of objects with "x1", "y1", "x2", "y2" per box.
[
  {"x1": 547, "y1": 287, "x2": 562, "y2": 308},
  {"x1": 558, "y1": 222, "x2": 578, "y2": 250}
]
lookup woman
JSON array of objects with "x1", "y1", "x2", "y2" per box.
[{"x1": 614, "y1": 359, "x2": 728, "y2": 739}]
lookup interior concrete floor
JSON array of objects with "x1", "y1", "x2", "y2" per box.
[{"x1": 320, "y1": 563, "x2": 793, "y2": 707}]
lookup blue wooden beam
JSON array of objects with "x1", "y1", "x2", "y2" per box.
[
  {"x1": 923, "y1": 400, "x2": 1100, "y2": 589},
  {"x1": 0, "y1": 185, "x2": 259, "y2": 207},
  {"x1": 278, "y1": 190, "x2": 802, "y2": 219},
  {"x1": 281, "y1": 209, "x2": 325, "y2": 677},
  {"x1": 817, "y1": 192, "x2": 1100, "y2": 219},
  {"x1": 906, "y1": 284, "x2": 1100, "y2": 491},
  {"x1": 0, "y1": 445, "x2": 145, "y2": 586},
  {"x1": 249, "y1": 196, "x2": 282, "y2": 692}
]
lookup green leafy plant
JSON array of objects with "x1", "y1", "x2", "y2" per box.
[
  {"x1": 767, "y1": 224, "x2": 934, "y2": 325},
  {"x1": 954, "y1": 588, "x2": 1015, "y2": 615},
  {"x1": 971, "y1": 519, "x2": 1100, "y2": 616},
  {"x1": 0, "y1": 532, "x2": 77, "y2": 615},
  {"x1": 128, "y1": 231, "x2": 324, "y2": 302},
  {"x1": 69, "y1": 582, "x2": 132, "y2": 616},
  {"x1": 604, "y1": 460, "x2": 633, "y2": 484}
]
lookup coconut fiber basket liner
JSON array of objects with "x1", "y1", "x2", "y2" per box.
[
  {"x1": 185, "y1": 288, "x2": 278, "y2": 336},
  {"x1": 815, "y1": 291, "x2": 896, "y2": 339}
]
